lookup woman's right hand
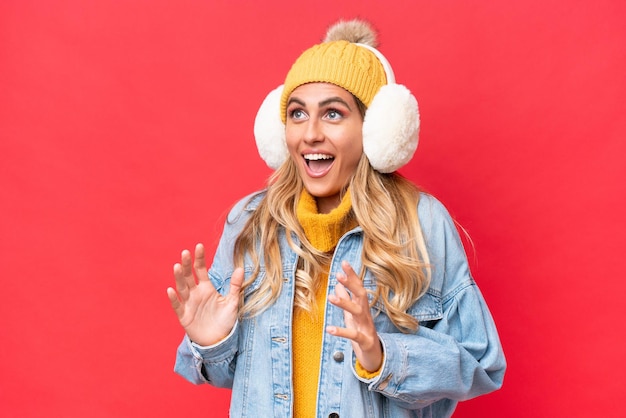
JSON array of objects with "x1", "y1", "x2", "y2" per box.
[{"x1": 167, "y1": 243, "x2": 244, "y2": 346}]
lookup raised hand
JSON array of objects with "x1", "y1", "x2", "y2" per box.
[
  {"x1": 327, "y1": 261, "x2": 383, "y2": 372},
  {"x1": 167, "y1": 243, "x2": 244, "y2": 346}
]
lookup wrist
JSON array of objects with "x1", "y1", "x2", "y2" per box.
[
  {"x1": 189, "y1": 321, "x2": 238, "y2": 348},
  {"x1": 357, "y1": 337, "x2": 384, "y2": 372}
]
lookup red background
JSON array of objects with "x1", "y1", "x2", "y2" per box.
[{"x1": 2, "y1": 1, "x2": 625, "y2": 417}]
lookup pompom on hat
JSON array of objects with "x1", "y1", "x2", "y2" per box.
[{"x1": 254, "y1": 19, "x2": 419, "y2": 173}]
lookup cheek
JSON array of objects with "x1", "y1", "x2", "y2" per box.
[
  {"x1": 285, "y1": 128, "x2": 298, "y2": 153},
  {"x1": 345, "y1": 144, "x2": 363, "y2": 173},
  {"x1": 346, "y1": 135, "x2": 364, "y2": 163},
  {"x1": 347, "y1": 152, "x2": 362, "y2": 173}
]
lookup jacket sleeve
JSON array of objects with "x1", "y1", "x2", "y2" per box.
[
  {"x1": 172, "y1": 193, "x2": 258, "y2": 388},
  {"x1": 352, "y1": 194, "x2": 506, "y2": 408},
  {"x1": 173, "y1": 324, "x2": 239, "y2": 388}
]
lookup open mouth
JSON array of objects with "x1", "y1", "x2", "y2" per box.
[{"x1": 304, "y1": 153, "x2": 334, "y2": 174}]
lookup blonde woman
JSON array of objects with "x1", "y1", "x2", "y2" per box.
[{"x1": 167, "y1": 19, "x2": 505, "y2": 418}]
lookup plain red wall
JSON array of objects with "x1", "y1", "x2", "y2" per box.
[{"x1": 1, "y1": 1, "x2": 625, "y2": 417}]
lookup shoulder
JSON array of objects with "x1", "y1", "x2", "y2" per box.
[
  {"x1": 416, "y1": 192, "x2": 469, "y2": 267},
  {"x1": 417, "y1": 192, "x2": 456, "y2": 236},
  {"x1": 226, "y1": 190, "x2": 267, "y2": 223},
  {"x1": 417, "y1": 192, "x2": 474, "y2": 290}
]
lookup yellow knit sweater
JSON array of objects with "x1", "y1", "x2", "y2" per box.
[{"x1": 293, "y1": 189, "x2": 355, "y2": 417}]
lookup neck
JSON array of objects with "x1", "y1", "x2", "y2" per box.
[
  {"x1": 296, "y1": 188, "x2": 356, "y2": 253},
  {"x1": 316, "y1": 195, "x2": 341, "y2": 214}
]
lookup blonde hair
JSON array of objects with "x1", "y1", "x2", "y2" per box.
[{"x1": 233, "y1": 154, "x2": 430, "y2": 332}]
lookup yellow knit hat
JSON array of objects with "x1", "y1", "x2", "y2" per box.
[{"x1": 279, "y1": 40, "x2": 387, "y2": 123}]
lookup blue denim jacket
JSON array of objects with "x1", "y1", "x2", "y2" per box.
[{"x1": 174, "y1": 192, "x2": 506, "y2": 417}]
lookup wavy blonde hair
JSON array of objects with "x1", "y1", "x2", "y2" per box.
[{"x1": 232, "y1": 154, "x2": 431, "y2": 332}]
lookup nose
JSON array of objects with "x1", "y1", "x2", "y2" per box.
[{"x1": 303, "y1": 119, "x2": 324, "y2": 144}]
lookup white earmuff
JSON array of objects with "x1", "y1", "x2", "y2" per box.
[
  {"x1": 357, "y1": 43, "x2": 420, "y2": 173},
  {"x1": 253, "y1": 85, "x2": 286, "y2": 170},
  {"x1": 363, "y1": 83, "x2": 419, "y2": 173},
  {"x1": 253, "y1": 46, "x2": 419, "y2": 173}
]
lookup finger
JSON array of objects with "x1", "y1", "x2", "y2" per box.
[
  {"x1": 328, "y1": 283, "x2": 357, "y2": 329},
  {"x1": 326, "y1": 325, "x2": 360, "y2": 341},
  {"x1": 328, "y1": 282, "x2": 350, "y2": 306},
  {"x1": 166, "y1": 287, "x2": 184, "y2": 318},
  {"x1": 180, "y1": 249, "x2": 196, "y2": 289},
  {"x1": 334, "y1": 281, "x2": 350, "y2": 299},
  {"x1": 341, "y1": 260, "x2": 358, "y2": 277},
  {"x1": 173, "y1": 262, "x2": 190, "y2": 300},
  {"x1": 328, "y1": 322, "x2": 381, "y2": 357},
  {"x1": 331, "y1": 321, "x2": 383, "y2": 371},
  {"x1": 329, "y1": 301, "x2": 360, "y2": 325},
  {"x1": 339, "y1": 261, "x2": 367, "y2": 299},
  {"x1": 194, "y1": 243, "x2": 209, "y2": 282},
  {"x1": 228, "y1": 267, "x2": 245, "y2": 299},
  {"x1": 330, "y1": 277, "x2": 364, "y2": 317}
]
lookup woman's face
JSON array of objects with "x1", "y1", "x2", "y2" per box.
[{"x1": 285, "y1": 82, "x2": 364, "y2": 214}]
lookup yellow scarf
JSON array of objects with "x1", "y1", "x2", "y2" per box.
[
  {"x1": 292, "y1": 188, "x2": 355, "y2": 417},
  {"x1": 296, "y1": 188, "x2": 355, "y2": 253}
]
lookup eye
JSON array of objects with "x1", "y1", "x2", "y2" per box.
[
  {"x1": 325, "y1": 109, "x2": 343, "y2": 120},
  {"x1": 288, "y1": 108, "x2": 307, "y2": 121}
]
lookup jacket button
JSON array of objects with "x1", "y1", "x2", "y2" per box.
[
  {"x1": 328, "y1": 413, "x2": 339, "y2": 418},
  {"x1": 332, "y1": 351, "x2": 344, "y2": 362}
]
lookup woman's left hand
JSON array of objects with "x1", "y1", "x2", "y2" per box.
[{"x1": 327, "y1": 260, "x2": 383, "y2": 373}]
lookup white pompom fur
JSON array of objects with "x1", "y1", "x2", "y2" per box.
[
  {"x1": 362, "y1": 84, "x2": 420, "y2": 173},
  {"x1": 323, "y1": 19, "x2": 378, "y2": 47},
  {"x1": 254, "y1": 85, "x2": 287, "y2": 170}
]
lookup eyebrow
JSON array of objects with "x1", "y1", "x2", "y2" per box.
[
  {"x1": 320, "y1": 97, "x2": 353, "y2": 110},
  {"x1": 287, "y1": 96, "x2": 353, "y2": 111}
]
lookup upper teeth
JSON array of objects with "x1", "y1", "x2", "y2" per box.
[{"x1": 304, "y1": 154, "x2": 333, "y2": 160}]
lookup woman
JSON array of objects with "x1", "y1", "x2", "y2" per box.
[{"x1": 167, "y1": 19, "x2": 506, "y2": 417}]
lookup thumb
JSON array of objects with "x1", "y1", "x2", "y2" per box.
[{"x1": 228, "y1": 267, "x2": 245, "y2": 299}]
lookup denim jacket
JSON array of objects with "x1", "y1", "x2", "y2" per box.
[{"x1": 174, "y1": 192, "x2": 506, "y2": 418}]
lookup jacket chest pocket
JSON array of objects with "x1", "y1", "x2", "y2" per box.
[
  {"x1": 407, "y1": 292, "x2": 443, "y2": 329},
  {"x1": 363, "y1": 278, "x2": 443, "y2": 332}
]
